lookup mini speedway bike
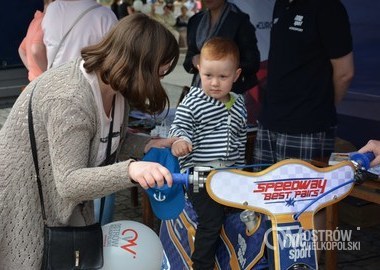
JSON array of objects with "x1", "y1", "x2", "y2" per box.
[{"x1": 160, "y1": 152, "x2": 376, "y2": 270}]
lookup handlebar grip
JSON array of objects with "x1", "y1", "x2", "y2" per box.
[
  {"x1": 350, "y1": 152, "x2": 375, "y2": 170},
  {"x1": 172, "y1": 173, "x2": 189, "y2": 185}
]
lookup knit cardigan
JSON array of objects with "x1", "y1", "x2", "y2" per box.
[{"x1": 0, "y1": 58, "x2": 148, "y2": 269}]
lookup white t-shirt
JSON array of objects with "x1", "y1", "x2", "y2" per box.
[
  {"x1": 228, "y1": 0, "x2": 275, "y2": 61},
  {"x1": 42, "y1": 0, "x2": 117, "y2": 69},
  {"x1": 80, "y1": 60, "x2": 124, "y2": 166}
]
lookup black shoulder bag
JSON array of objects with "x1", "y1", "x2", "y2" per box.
[{"x1": 28, "y1": 88, "x2": 116, "y2": 270}]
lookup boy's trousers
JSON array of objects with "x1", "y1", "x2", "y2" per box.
[{"x1": 188, "y1": 187, "x2": 225, "y2": 270}]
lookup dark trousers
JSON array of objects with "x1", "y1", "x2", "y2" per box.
[{"x1": 188, "y1": 187, "x2": 225, "y2": 270}]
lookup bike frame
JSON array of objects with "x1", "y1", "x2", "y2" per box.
[
  {"x1": 207, "y1": 159, "x2": 358, "y2": 269},
  {"x1": 175, "y1": 159, "x2": 357, "y2": 270},
  {"x1": 168, "y1": 151, "x2": 376, "y2": 269}
]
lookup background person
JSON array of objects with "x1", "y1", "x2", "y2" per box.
[
  {"x1": 153, "y1": 0, "x2": 165, "y2": 15},
  {"x1": 0, "y1": 14, "x2": 179, "y2": 269},
  {"x1": 151, "y1": 2, "x2": 180, "y2": 43},
  {"x1": 183, "y1": 0, "x2": 260, "y2": 95},
  {"x1": 184, "y1": 0, "x2": 198, "y2": 15},
  {"x1": 228, "y1": 0, "x2": 275, "y2": 124},
  {"x1": 254, "y1": 0, "x2": 354, "y2": 165},
  {"x1": 175, "y1": 4, "x2": 190, "y2": 48},
  {"x1": 111, "y1": 0, "x2": 130, "y2": 19},
  {"x1": 42, "y1": 0, "x2": 118, "y2": 69}
]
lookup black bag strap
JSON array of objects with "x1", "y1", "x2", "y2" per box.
[
  {"x1": 98, "y1": 95, "x2": 116, "y2": 222},
  {"x1": 28, "y1": 87, "x2": 116, "y2": 225},
  {"x1": 28, "y1": 88, "x2": 47, "y2": 224}
]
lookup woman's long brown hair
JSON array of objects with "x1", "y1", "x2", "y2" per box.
[{"x1": 81, "y1": 13, "x2": 179, "y2": 114}]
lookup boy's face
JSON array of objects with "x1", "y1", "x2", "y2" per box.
[{"x1": 198, "y1": 56, "x2": 241, "y2": 103}]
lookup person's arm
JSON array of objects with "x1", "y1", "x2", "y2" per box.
[
  {"x1": 31, "y1": 43, "x2": 48, "y2": 72},
  {"x1": 168, "y1": 101, "x2": 195, "y2": 157},
  {"x1": 183, "y1": 15, "x2": 200, "y2": 74},
  {"x1": 18, "y1": 39, "x2": 29, "y2": 69},
  {"x1": 358, "y1": 140, "x2": 380, "y2": 167},
  {"x1": 120, "y1": 132, "x2": 177, "y2": 160},
  {"x1": 330, "y1": 52, "x2": 354, "y2": 105},
  {"x1": 318, "y1": 0, "x2": 353, "y2": 105},
  {"x1": 168, "y1": 102, "x2": 195, "y2": 142},
  {"x1": 144, "y1": 137, "x2": 178, "y2": 153},
  {"x1": 235, "y1": 13, "x2": 261, "y2": 77},
  {"x1": 44, "y1": 97, "x2": 170, "y2": 203}
]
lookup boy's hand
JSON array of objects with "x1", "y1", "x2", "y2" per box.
[
  {"x1": 144, "y1": 137, "x2": 178, "y2": 153},
  {"x1": 171, "y1": 139, "x2": 192, "y2": 157}
]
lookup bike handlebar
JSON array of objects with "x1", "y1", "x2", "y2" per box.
[
  {"x1": 350, "y1": 152, "x2": 375, "y2": 170},
  {"x1": 172, "y1": 172, "x2": 189, "y2": 185},
  {"x1": 171, "y1": 152, "x2": 376, "y2": 187}
]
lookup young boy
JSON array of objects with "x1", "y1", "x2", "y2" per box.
[{"x1": 169, "y1": 37, "x2": 247, "y2": 269}]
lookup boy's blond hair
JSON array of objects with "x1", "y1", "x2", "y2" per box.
[{"x1": 200, "y1": 37, "x2": 240, "y2": 68}]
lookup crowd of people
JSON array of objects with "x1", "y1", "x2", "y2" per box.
[
  {"x1": 19, "y1": 0, "x2": 202, "y2": 84},
  {"x1": 109, "y1": 0, "x2": 200, "y2": 48},
  {"x1": 3, "y1": 0, "x2": 379, "y2": 269}
]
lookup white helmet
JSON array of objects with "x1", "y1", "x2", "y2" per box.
[{"x1": 101, "y1": 220, "x2": 163, "y2": 270}]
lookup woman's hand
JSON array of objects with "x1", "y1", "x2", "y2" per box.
[
  {"x1": 128, "y1": 161, "x2": 172, "y2": 189},
  {"x1": 358, "y1": 139, "x2": 380, "y2": 167},
  {"x1": 144, "y1": 137, "x2": 178, "y2": 153}
]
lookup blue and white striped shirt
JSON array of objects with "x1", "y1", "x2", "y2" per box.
[{"x1": 169, "y1": 87, "x2": 247, "y2": 170}]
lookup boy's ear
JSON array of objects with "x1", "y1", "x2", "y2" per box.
[
  {"x1": 234, "y1": 68, "x2": 242, "y2": 82},
  {"x1": 197, "y1": 64, "x2": 200, "y2": 71}
]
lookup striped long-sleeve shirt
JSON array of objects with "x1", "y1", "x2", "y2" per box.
[{"x1": 169, "y1": 87, "x2": 247, "y2": 170}]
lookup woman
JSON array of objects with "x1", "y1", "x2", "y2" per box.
[
  {"x1": 184, "y1": 0, "x2": 260, "y2": 94},
  {"x1": 0, "y1": 14, "x2": 179, "y2": 269}
]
